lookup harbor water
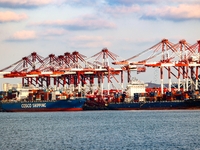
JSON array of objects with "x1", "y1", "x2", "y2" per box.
[{"x1": 0, "y1": 110, "x2": 200, "y2": 150}]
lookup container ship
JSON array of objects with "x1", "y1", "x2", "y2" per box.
[
  {"x1": 83, "y1": 78, "x2": 200, "y2": 110},
  {"x1": 0, "y1": 83, "x2": 87, "y2": 112}
]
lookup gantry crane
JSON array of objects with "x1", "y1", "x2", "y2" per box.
[{"x1": 1, "y1": 39, "x2": 200, "y2": 97}]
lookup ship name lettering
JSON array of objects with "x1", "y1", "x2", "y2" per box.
[
  {"x1": 21, "y1": 104, "x2": 32, "y2": 108},
  {"x1": 21, "y1": 103, "x2": 46, "y2": 108},
  {"x1": 32, "y1": 103, "x2": 46, "y2": 108}
]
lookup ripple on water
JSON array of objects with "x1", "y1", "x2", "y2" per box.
[{"x1": 0, "y1": 110, "x2": 200, "y2": 150}]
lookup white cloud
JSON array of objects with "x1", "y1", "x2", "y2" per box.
[
  {"x1": 31, "y1": 15, "x2": 116, "y2": 30},
  {"x1": 104, "y1": 5, "x2": 141, "y2": 17},
  {"x1": 8, "y1": 30, "x2": 37, "y2": 41},
  {"x1": 69, "y1": 35, "x2": 111, "y2": 48},
  {"x1": 0, "y1": 11, "x2": 27, "y2": 22},
  {"x1": 41, "y1": 29, "x2": 67, "y2": 36},
  {"x1": 142, "y1": 4, "x2": 200, "y2": 21},
  {"x1": 0, "y1": 0, "x2": 53, "y2": 8}
]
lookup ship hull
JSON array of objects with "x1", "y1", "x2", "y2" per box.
[
  {"x1": 0, "y1": 98, "x2": 87, "y2": 112},
  {"x1": 108, "y1": 100, "x2": 200, "y2": 110}
]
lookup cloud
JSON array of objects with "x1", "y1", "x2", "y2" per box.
[
  {"x1": 0, "y1": 11, "x2": 27, "y2": 23},
  {"x1": 102, "y1": 1, "x2": 200, "y2": 20},
  {"x1": 106, "y1": 0, "x2": 159, "y2": 6},
  {"x1": 69, "y1": 35, "x2": 111, "y2": 48},
  {"x1": 59, "y1": 0, "x2": 91, "y2": 5},
  {"x1": 141, "y1": 4, "x2": 200, "y2": 21},
  {"x1": 105, "y1": 0, "x2": 200, "y2": 6},
  {"x1": 0, "y1": 0, "x2": 53, "y2": 8},
  {"x1": 2, "y1": 0, "x2": 198, "y2": 9},
  {"x1": 167, "y1": 0, "x2": 200, "y2": 5},
  {"x1": 71, "y1": 35, "x2": 104, "y2": 42},
  {"x1": 57, "y1": 0, "x2": 159, "y2": 7},
  {"x1": 40, "y1": 29, "x2": 67, "y2": 36},
  {"x1": 31, "y1": 15, "x2": 116, "y2": 30},
  {"x1": 8, "y1": 30, "x2": 37, "y2": 41},
  {"x1": 104, "y1": 5, "x2": 141, "y2": 17}
]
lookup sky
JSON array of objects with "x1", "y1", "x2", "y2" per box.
[{"x1": 0, "y1": 0, "x2": 200, "y2": 88}]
